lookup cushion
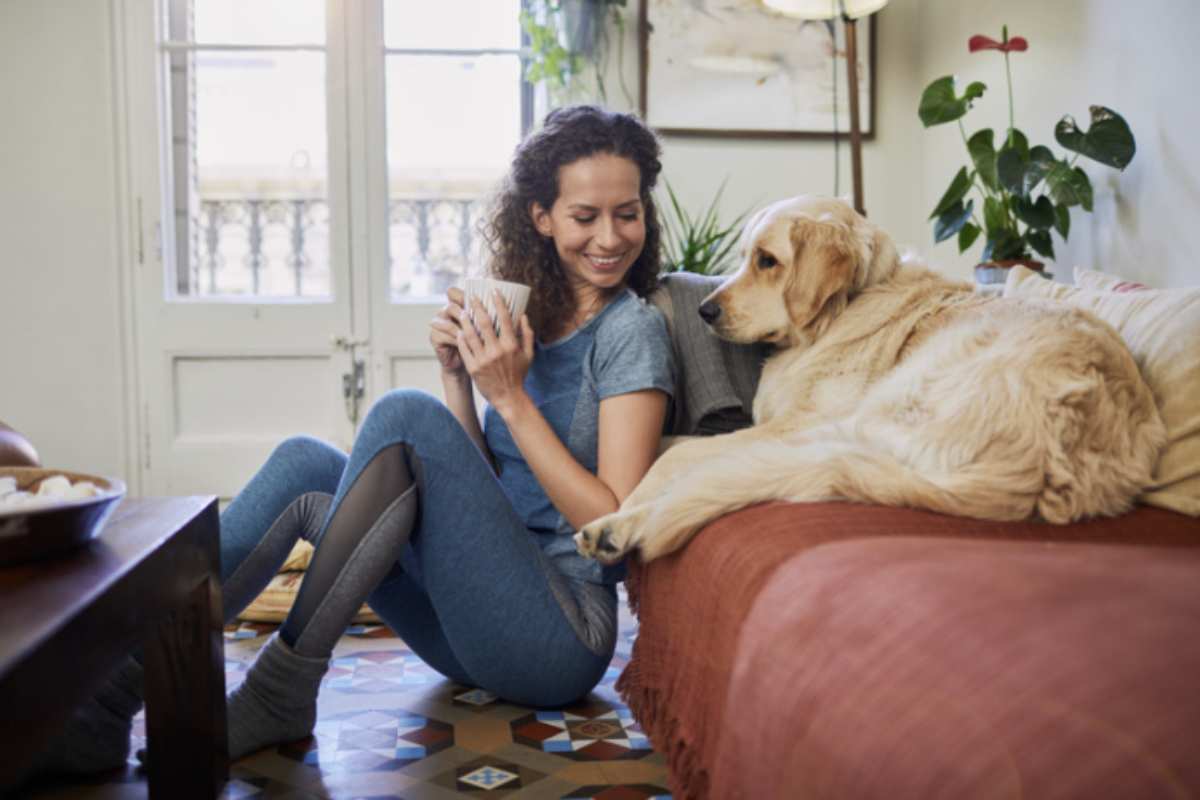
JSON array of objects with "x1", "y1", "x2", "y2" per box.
[
  {"x1": 237, "y1": 539, "x2": 381, "y2": 624},
  {"x1": 1004, "y1": 265, "x2": 1200, "y2": 515},
  {"x1": 281, "y1": 539, "x2": 314, "y2": 571},
  {"x1": 1073, "y1": 266, "x2": 1150, "y2": 293}
]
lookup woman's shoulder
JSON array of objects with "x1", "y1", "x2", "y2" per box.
[{"x1": 594, "y1": 289, "x2": 670, "y2": 344}]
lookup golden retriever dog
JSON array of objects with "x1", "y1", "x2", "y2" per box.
[{"x1": 576, "y1": 195, "x2": 1166, "y2": 564}]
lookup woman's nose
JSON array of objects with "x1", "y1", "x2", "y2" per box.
[{"x1": 595, "y1": 216, "x2": 621, "y2": 249}]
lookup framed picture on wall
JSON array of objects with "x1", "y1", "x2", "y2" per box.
[{"x1": 639, "y1": 0, "x2": 876, "y2": 139}]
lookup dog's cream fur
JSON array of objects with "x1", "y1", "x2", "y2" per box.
[{"x1": 576, "y1": 196, "x2": 1167, "y2": 564}]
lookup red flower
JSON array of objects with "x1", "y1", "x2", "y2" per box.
[{"x1": 969, "y1": 34, "x2": 1028, "y2": 53}]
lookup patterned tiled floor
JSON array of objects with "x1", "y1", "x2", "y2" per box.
[{"x1": 15, "y1": 591, "x2": 669, "y2": 799}]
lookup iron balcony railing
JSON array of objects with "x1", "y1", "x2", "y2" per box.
[{"x1": 186, "y1": 196, "x2": 487, "y2": 299}]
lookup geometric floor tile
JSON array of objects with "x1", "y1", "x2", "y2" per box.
[
  {"x1": 453, "y1": 687, "x2": 500, "y2": 707},
  {"x1": 511, "y1": 702, "x2": 653, "y2": 761},
  {"x1": 561, "y1": 786, "x2": 672, "y2": 800},
  {"x1": 324, "y1": 650, "x2": 443, "y2": 693},
  {"x1": 277, "y1": 707, "x2": 454, "y2": 773},
  {"x1": 430, "y1": 755, "x2": 547, "y2": 796}
]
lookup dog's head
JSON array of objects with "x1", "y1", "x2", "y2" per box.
[{"x1": 698, "y1": 195, "x2": 899, "y2": 347}]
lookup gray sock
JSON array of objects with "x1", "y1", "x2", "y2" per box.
[
  {"x1": 35, "y1": 657, "x2": 143, "y2": 774},
  {"x1": 226, "y1": 631, "x2": 329, "y2": 761}
]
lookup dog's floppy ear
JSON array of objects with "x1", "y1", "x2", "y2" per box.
[
  {"x1": 783, "y1": 215, "x2": 857, "y2": 337},
  {"x1": 854, "y1": 218, "x2": 900, "y2": 290}
]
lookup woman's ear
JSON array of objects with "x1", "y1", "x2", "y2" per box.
[{"x1": 529, "y1": 202, "x2": 554, "y2": 238}]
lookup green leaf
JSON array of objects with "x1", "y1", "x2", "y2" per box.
[
  {"x1": 1055, "y1": 106, "x2": 1137, "y2": 169},
  {"x1": 1028, "y1": 230, "x2": 1055, "y2": 259},
  {"x1": 1003, "y1": 128, "x2": 1030, "y2": 159},
  {"x1": 983, "y1": 196, "x2": 1009, "y2": 236},
  {"x1": 934, "y1": 198, "x2": 974, "y2": 243},
  {"x1": 660, "y1": 178, "x2": 750, "y2": 275},
  {"x1": 1054, "y1": 203, "x2": 1071, "y2": 239},
  {"x1": 1024, "y1": 146, "x2": 1057, "y2": 193},
  {"x1": 919, "y1": 76, "x2": 987, "y2": 127},
  {"x1": 1046, "y1": 161, "x2": 1094, "y2": 211},
  {"x1": 930, "y1": 167, "x2": 973, "y2": 219},
  {"x1": 957, "y1": 222, "x2": 981, "y2": 253},
  {"x1": 967, "y1": 129, "x2": 998, "y2": 191},
  {"x1": 982, "y1": 229, "x2": 1028, "y2": 262},
  {"x1": 1014, "y1": 195, "x2": 1055, "y2": 229},
  {"x1": 997, "y1": 143, "x2": 1029, "y2": 196}
]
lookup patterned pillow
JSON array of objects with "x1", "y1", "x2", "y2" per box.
[
  {"x1": 1073, "y1": 266, "x2": 1151, "y2": 293},
  {"x1": 1005, "y1": 265, "x2": 1200, "y2": 516}
]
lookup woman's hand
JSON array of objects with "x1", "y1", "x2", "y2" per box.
[
  {"x1": 429, "y1": 287, "x2": 469, "y2": 376},
  {"x1": 458, "y1": 291, "x2": 535, "y2": 413}
]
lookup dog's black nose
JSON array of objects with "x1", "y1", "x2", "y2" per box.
[{"x1": 698, "y1": 301, "x2": 722, "y2": 324}]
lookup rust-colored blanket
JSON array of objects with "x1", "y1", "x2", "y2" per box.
[{"x1": 619, "y1": 503, "x2": 1200, "y2": 799}]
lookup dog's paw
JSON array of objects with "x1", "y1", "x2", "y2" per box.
[{"x1": 575, "y1": 509, "x2": 643, "y2": 565}]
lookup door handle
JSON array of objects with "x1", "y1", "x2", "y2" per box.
[
  {"x1": 342, "y1": 358, "x2": 366, "y2": 426},
  {"x1": 331, "y1": 335, "x2": 369, "y2": 351}
]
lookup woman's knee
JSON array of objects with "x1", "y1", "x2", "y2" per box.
[
  {"x1": 359, "y1": 389, "x2": 458, "y2": 446},
  {"x1": 267, "y1": 435, "x2": 346, "y2": 487}
]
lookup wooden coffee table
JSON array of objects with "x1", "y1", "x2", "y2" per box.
[{"x1": 0, "y1": 496, "x2": 227, "y2": 798}]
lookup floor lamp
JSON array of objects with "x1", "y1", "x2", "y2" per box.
[{"x1": 762, "y1": 0, "x2": 887, "y2": 216}]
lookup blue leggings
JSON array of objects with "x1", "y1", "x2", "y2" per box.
[{"x1": 218, "y1": 389, "x2": 616, "y2": 707}]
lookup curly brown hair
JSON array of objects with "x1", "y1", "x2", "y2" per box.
[{"x1": 480, "y1": 105, "x2": 663, "y2": 340}]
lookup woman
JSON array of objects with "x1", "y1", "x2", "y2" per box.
[{"x1": 45, "y1": 104, "x2": 674, "y2": 771}]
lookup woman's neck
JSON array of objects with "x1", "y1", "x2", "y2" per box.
[
  {"x1": 545, "y1": 285, "x2": 620, "y2": 343},
  {"x1": 571, "y1": 287, "x2": 613, "y2": 327}
]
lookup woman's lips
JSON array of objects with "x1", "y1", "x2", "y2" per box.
[{"x1": 586, "y1": 253, "x2": 625, "y2": 272}]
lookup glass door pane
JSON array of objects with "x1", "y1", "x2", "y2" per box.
[
  {"x1": 382, "y1": 1, "x2": 524, "y2": 300},
  {"x1": 163, "y1": 0, "x2": 330, "y2": 299}
]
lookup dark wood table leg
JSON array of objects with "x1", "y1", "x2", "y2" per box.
[{"x1": 143, "y1": 571, "x2": 228, "y2": 798}]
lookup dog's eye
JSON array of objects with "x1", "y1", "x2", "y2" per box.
[{"x1": 758, "y1": 252, "x2": 778, "y2": 269}]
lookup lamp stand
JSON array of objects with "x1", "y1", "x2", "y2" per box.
[{"x1": 842, "y1": 14, "x2": 865, "y2": 216}]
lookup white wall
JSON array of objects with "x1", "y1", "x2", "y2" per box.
[
  {"x1": 915, "y1": 0, "x2": 1200, "y2": 285},
  {"x1": 0, "y1": 0, "x2": 134, "y2": 480}
]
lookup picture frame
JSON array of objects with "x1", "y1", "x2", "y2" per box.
[{"x1": 639, "y1": 0, "x2": 877, "y2": 139}]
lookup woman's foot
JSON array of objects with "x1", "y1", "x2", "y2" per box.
[
  {"x1": 35, "y1": 658, "x2": 143, "y2": 774},
  {"x1": 227, "y1": 631, "x2": 329, "y2": 760}
]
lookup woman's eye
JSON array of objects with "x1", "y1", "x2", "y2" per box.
[
  {"x1": 619, "y1": 213, "x2": 640, "y2": 222},
  {"x1": 758, "y1": 253, "x2": 778, "y2": 269},
  {"x1": 573, "y1": 216, "x2": 596, "y2": 225}
]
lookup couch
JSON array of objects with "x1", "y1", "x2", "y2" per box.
[{"x1": 628, "y1": 272, "x2": 1200, "y2": 799}]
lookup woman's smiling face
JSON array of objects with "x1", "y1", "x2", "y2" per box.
[{"x1": 531, "y1": 153, "x2": 646, "y2": 304}]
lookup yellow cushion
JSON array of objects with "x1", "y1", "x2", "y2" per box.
[
  {"x1": 281, "y1": 539, "x2": 314, "y2": 572},
  {"x1": 1004, "y1": 266, "x2": 1200, "y2": 515},
  {"x1": 238, "y1": 571, "x2": 381, "y2": 624}
]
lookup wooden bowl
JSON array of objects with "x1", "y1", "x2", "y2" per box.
[{"x1": 0, "y1": 467, "x2": 127, "y2": 566}]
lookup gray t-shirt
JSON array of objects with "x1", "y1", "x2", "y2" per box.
[{"x1": 483, "y1": 289, "x2": 675, "y2": 583}]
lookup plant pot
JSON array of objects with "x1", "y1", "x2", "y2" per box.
[{"x1": 974, "y1": 258, "x2": 1048, "y2": 287}]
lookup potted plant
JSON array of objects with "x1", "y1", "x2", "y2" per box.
[
  {"x1": 660, "y1": 179, "x2": 750, "y2": 276},
  {"x1": 522, "y1": 0, "x2": 633, "y2": 106},
  {"x1": 918, "y1": 26, "x2": 1137, "y2": 285}
]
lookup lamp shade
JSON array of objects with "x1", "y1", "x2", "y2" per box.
[{"x1": 762, "y1": 0, "x2": 888, "y2": 19}]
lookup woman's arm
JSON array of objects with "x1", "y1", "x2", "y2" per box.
[
  {"x1": 459, "y1": 294, "x2": 668, "y2": 530},
  {"x1": 430, "y1": 287, "x2": 490, "y2": 458},
  {"x1": 0, "y1": 421, "x2": 40, "y2": 467},
  {"x1": 498, "y1": 389, "x2": 667, "y2": 530},
  {"x1": 440, "y1": 370, "x2": 488, "y2": 457}
]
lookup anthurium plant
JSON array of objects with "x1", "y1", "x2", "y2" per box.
[{"x1": 919, "y1": 26, "x2": 1137, "y2": 264}]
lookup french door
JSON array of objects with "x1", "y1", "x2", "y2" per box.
[{"x1": 120, "y1": 0, "x2": 524, "y2": 497}]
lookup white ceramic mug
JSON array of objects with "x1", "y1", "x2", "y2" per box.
[{"x1": 463, "y1": 278, "x2": 531, "y2": 335}]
